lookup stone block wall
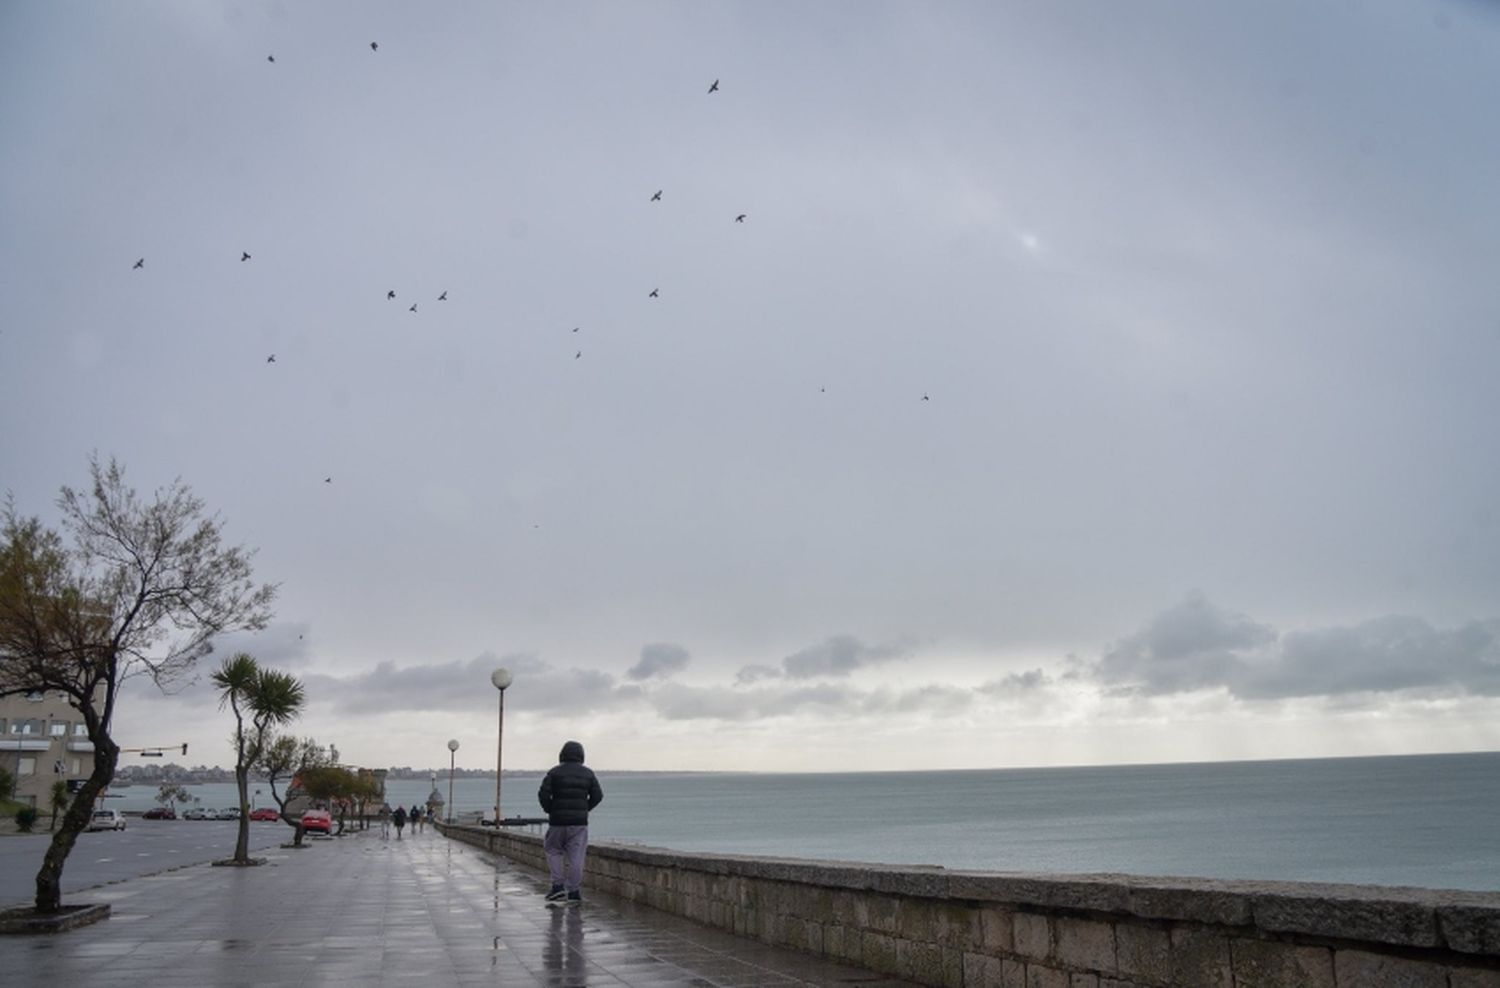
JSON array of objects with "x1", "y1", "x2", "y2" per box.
[{"x1": 437, "y1": 824, "x2": 1500, "y2": 987}]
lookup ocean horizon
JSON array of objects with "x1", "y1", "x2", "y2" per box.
[{"x1": 106, "y1": 750, "x2": 1500, "y2": 893}]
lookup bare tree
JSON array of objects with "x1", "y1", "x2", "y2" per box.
[{"x1": 0, "y1": 456, "x2": 275, "y2": 913}]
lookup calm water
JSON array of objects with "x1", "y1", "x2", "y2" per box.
[{"x1": 109, "y1": 751, "x2": 1500, "y2": 891}]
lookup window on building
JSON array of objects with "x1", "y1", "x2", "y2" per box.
[
  {"x1": 0, "y1": 719, "x2": 6, "y2": 734},
  {"x1": 50, "y1": 721, "x2": 68, "y2": 736},
  {"x1": 25, "y1": 690, "x2": 44, "y2": 702},
  {"x1": 71, "y1": 758, "x2": 82, "y2": 775},
  {"x1": 73, "y1": 723, "x2": 88, "y2": 737},
  {"x1": 18, "y1": 757, "x2": 36, "y2": 776},
  {"x1": 15, "y1": 720, "x2": 39, "y2": 735}
]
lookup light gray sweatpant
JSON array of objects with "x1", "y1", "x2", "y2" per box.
[{"x1": 543, "y1": 825, "x2": 589, "y2": 892}]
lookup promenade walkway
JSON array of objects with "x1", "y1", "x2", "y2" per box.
[{"x1": 0, "y1": 826, "x2": 917, "y2": 987}]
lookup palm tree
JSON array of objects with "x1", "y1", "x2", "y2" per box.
[{"x1": 213, "y1": 653, "x2": 305, "y2": 864}]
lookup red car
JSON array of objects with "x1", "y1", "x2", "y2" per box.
[
  {"x1": 300, "y1": 808, "x2": 333, "y2": 834},
  {"x1": 142, "y1": 807, "x2": 176, "y2": 820},
  {"x1": 249, "y1": 807, "x2": 280, "y2": 821}
]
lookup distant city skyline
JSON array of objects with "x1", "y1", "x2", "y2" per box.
[{"x1": 3, "y1": 2, "x2": 1498, "y2": 773}]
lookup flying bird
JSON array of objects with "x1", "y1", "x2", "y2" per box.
[
  {"x1": 267, "y1": 55, "x2": 275, "y2": 63},
  {"x1": 133, "y1": 258, "x2": 144, "y2": 269},
  {"x1": 266, "y1": 354, "x2": 276, "y2": 363},
  {"x1": 922, "y1": 394, "x2": 930, "y2": 402},
  {"x1": 708, "y1": 79, "x2": 719, "y2": 93},
  {"x1": 240, "y1": 251, "x2": 251, "y2": 262},
  {"x1": 649, "y1": 288, "x2": 659, "y2": 298},
  {"x1": 572, "y1": 326, "x2": 579, "y2": 333},
  {"x1": 575, "y1": 351, "x2": 582, "y2": 359},
  {"x1": 409, "y1": 304, "x2": 418, "y2": 313},
  {"x1": 324, "y1": 477, "x2": 332, "y2": 483},
  {"x1": 651, "y1": 190, "x2": 662, "y2": 202},
  {"x1": 438, "y1": 291, "x2": 447, "y2": 301},
  {"x1": 370, "y1": 41, "x2": 378, "y2": 51},
  {"x1": 735, "y1": 214, "x2": 746, "y2": 223},
  {"x1": 386, "y1": 290, "x2": 396, "y2": 300}
]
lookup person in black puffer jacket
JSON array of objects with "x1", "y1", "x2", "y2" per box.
[{"x1": 537, "y1": 740, "x2": 603, "y2": 904}]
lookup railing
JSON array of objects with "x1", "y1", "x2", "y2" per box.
[{"x1": 437, "y1": 822, "x2": 1500, "y2": 988}]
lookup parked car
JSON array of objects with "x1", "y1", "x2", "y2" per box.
[
  {"x1": 87, "y1": 809, "x2": 127, "y2": 831},
  {"x1": 183, "y1": 807, "x2": 210, "y2": 820},
  {"x1": 300, "y1": 808, "x2": 333, "y2": 834},
  {"x1": 219, "y1": 807, "x2": 241, "y2": 820},
  {"x1": 142, "y1": 807, "x2": 176, "y2": 820},
  {"x1": 249, "y1": 807, "x2": 280, "y2": 821}
]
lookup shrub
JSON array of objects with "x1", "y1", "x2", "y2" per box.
[
  {"x1": 16, "y1": 806, "x2": 39, "y2": 832},
  {"x1": 0, "y1": 766, "x2": 15, "y2": 801}
]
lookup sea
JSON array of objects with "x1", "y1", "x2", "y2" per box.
[{"x1": 106, "y1": 751, "x2": 1500, "y2": 892}]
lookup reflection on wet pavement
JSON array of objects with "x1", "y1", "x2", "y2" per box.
[{"x1": 0, "y1": 827, "x2": 917, "y2": 987}]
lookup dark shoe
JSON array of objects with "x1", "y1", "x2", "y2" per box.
[
  {"x1": 545, "y1": 886, "x2": 567, "y2": 902},
  {"x1": 566, "y1": 891, "x2": 582, "y2": 905}
]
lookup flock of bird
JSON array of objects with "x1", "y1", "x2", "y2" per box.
[
  {"x1": 124, "y1": 46, "x2": 930, "y2": 484},
  {"x1": 129, "y1": 53, "x2": 748, "y2": 375}
]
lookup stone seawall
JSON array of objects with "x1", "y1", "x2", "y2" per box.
[{"x1": 437, "y1": 823, "x2": 1500, "y2": 987}]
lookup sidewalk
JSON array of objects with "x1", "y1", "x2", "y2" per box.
[{"x1": 0, "y1": 826, "x2": 919, "y2": 987}]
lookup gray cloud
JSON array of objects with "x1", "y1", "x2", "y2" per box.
[
  {"x1": 731, "y1": 635, "x2": 911, "y2": 683},
  {"x1": 626, "y1": 642, "x2": 691, "y2": 681},
  {"x1": 781, "y1": 635, "x2": 911, "y2": 679},
  {"x1": 734, "y1": 664, "x2": 782, "y2": 686},
  {"x1": 647, "y1": 680, "x2": 976, "y2": 722},
  {"x1": 211, "y1": 622, "x2": 316, "y2": 671},
  {"x1": 1095, "y1": 593, "x2": 1277, "y2": 695},
  {"x1": 1093, "y1": 596, "x2": 1500, "y2": 701},
  {"x1": 1236, "y1": 616, "x2": 1500, "y2": 700},
  {"x1": 649, "y1": 682, "x2": 860, "y2": 722},
  {"x1": 980, "y1": 668, "x2": 1053, "y2": 694},
  {"x1": 304, "y1": 652, "x2": 638, "y2": 716},
  {"x1": 868, "y1": 684, "x2": 975, "y2": 715}
]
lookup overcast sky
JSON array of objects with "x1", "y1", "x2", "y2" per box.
[{"x1": 3, "y1": 1, "x2": 1498, "y2": 773}]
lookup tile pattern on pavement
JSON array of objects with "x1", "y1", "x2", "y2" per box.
[{"x1": 0, "y1": 826, "x2": 918, "y2": 987}]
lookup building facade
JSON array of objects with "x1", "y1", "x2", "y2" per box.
[{"x1": 0, "y1": 690, "x2": 95, "y2": 808}]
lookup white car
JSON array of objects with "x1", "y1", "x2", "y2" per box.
[{"x1": 87, "y1": 809, "x2": 127, "y2": 831}]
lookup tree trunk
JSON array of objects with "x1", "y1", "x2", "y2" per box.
[
  {"x1": 233, "y1": 763, "x2": 251, "y2": 862},
  {"x1": 34, "y1": 737, "x2": 118, "y2": 913}
]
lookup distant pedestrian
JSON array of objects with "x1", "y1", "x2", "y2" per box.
[
  {"x1": 538, "y1": 739, "x2": 603, "y2": 905},
  {"x1": 393, "y1": 804, "x2": 407, "y2": 839},
  {"x1": 379, "y1": 802, "x2": 392, "y2": 838},
  {"x1": 410, "y1": 804, "x2": 423, "y2": 834}
]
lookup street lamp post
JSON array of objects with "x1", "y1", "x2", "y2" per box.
[
  {"x1": 491, "y1": 668, "x2": 512, "y2": 827},
  {"x1": 446, "y1": 739, "x2": 459, "y2": 824}
]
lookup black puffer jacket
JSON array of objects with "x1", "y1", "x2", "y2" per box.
[{"x1": 537, "y1": 740, "x2": 603, "y2": 826}]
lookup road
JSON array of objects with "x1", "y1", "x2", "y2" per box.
[{"x1": 0, "y1": 817, "x2": 292, "y2": 907}]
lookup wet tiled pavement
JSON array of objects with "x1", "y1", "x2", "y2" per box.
[{"x1": 0, "y1": 827, "x2": 917, "y2": 987}]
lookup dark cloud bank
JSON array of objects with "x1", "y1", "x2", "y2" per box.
[
  {"x1": 285, "y1": 598, "x2": 1499, "y2": 722},
  {"x1": 1095, "y1": 592, "x2": 1500, "y2": 700}
]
